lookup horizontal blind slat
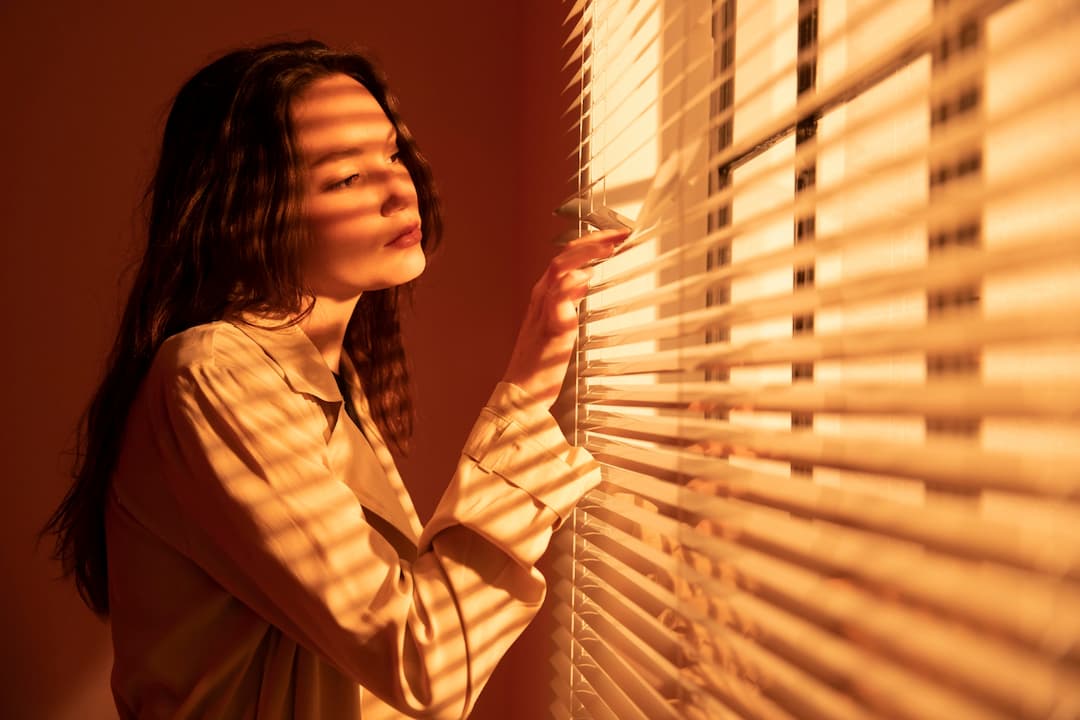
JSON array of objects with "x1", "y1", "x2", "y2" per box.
[
  {"x1": 582, "y1": 234, "x2": 1078, "y2": 347},
  {"x1": 583, "y1": 487, "x2": 1080, "y2": 665},
  {"x1": 581, "y1": 412, "x2": 1080, "y2": 498},
  {"x1": 572, "y1": 621, "x2": 663, "y2": 720},
  {"x1": 570, "y1": 568, "x2": 797, "y2": 720},
  {"x1": 554, "y1": 618, "x2": 630, "y2": 720},
  {"x1": 580, "y1": 307, "x2": 1080, "y2": 376},
  {"x1": 574, "y1": 542, "x2": 798, "y2": 720},
  {"x1": 570, "y1": 586, "x2": 698, "y2": 720},
  {"x1": 572, "y1": 0, "x2": 1011, "y2": 193},
  {"x1": 579, "y1": 497, "x2": 1080, "y2": 718},
  {"x1": 578, "y1": 508, "x2": 1028, "y2": 720},
  {"x1": 568, "y1": 0, "x2": 745, "y2": 130},
  {"x1": 585, "y1": 70, "x2": 1064, "y2": 265},
  {"x1": 574, "y1": 536, "x2": 880, "y2": 720},
  {"x1": 594, "y1": 457, "x2": 1080, "y2": 578},
  {"x1": 582, "y1": 379, "x2": 1080, "y2": 419},
  {"x1": 572, "y1": 668, "x2": 623, "y2": 720},
  {"x1": 553, "y1": 623, "x2": 623, "y2": 720},
  {"x1": 571, "y1": 0, "x2": 891, "y2": 178},
  {"x1": 578, "y1": 14, "x2": 1069, "y2": 286}
]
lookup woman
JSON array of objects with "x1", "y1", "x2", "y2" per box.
[{"x1": 44, "y1": 40, "x2": 626, "y2": 719}]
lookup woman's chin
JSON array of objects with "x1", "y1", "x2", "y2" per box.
[
  {"x1": 392, "y1": 246, "x2": 427, "y2": 285},
  {"x1": 363, "y1": 249, "x2": 427, "y2": 291}
]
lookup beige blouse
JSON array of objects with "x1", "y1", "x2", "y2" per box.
[{"x1": 105, "y1": 315, "x2": 600, "y2": 719}]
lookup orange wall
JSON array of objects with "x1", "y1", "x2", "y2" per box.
[{"x1": 0, "y1": 1, "x2": 576, "y2": 717}]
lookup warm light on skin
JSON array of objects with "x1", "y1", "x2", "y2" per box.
[{"x1": 291, "y1": 73, "x2": 425, "y2": 369}]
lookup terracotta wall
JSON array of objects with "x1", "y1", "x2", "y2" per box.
[{"x1": 0, "y1": 1, "x2": 577, "y2": 717}]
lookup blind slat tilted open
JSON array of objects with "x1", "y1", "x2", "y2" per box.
[{"x1": 550, "y1": 0, "x2": 1080, "y2": 718}]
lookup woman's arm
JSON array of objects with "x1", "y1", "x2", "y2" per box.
[
  {"x1": 152, "y1": 352, "x2": 590, "y2": 718},
  {"x1": 114, "y1": 229, "x2": 626, "y2": 719}
]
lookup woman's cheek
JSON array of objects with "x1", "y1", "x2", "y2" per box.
[{"x1": 308, "y1": 197, "x2": 380, "y2": 249}]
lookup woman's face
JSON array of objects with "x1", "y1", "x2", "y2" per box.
[{"x1": 291, "y1": 73, "x2": 425, "y2": 300}]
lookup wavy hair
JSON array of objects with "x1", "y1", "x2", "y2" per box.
[{"x1": 43, "y1": 40, "x2": 442, "y2": 616}]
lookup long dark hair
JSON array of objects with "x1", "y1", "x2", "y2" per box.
[{"x1": 43, "y1": 40, "x2": 442, "y2": 617}]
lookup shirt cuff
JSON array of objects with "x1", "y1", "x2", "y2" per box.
[{"x1": 463, "y1": 381, "x2": 600, "y2": 530}]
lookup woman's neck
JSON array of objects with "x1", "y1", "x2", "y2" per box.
[{"x1": 297, "y1": 294, "x2": 361, "y2": 372}]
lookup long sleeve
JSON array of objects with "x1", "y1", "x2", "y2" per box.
[{"x1": 106, "y1": 322, "x2": 599, "y2": 719}]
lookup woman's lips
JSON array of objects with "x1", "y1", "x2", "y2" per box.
[{"x1": 387, "y1": 223, "x2": 422, "y2": 248}]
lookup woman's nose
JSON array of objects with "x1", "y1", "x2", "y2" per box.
[{"x1": 381, "y1": 168, "x2": 414, "y2": 216}]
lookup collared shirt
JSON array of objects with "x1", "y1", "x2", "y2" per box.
[{"x1": 105, "y1": 314, "x2": 600, "y2": 719}]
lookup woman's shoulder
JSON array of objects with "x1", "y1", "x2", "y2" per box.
[
  {"x1": 148, "y1": 319, "x2": 291, "y2": 396},
  {"x1": 149, "y1": 315, "x2": 336, "y2": 409},
  {"x1": 135, "y1": 319, "x2": 332, "y2": 443},
  {"x1": 155, "y1": 320, "x2": 268, "y2": 371}
]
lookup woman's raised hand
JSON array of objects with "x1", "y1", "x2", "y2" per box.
[{"x1": 502, "y1": 228, "x2": 630, "y2": 410}]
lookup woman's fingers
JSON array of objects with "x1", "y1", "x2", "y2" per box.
[
  {"x1": 541, "y1": 230, "x2": 625, "y2": 330},
  {"x1": 532, "y1": 228, "x2": 626, "y2": 300},
  {"x1": 549, "y1": 228, "x2": 630, "y2": 276},
  {"x1": 548, "y1": 268, "x2": 593, "y2": 331},
  {"x1": 502, "y1": 228, "x2": 630, "y2": 409},
  {"x1": 552, "y1": 267, "x2": 594, "y2": 297},
  {"x1": 563, "y1": 227, "x2": 630, "y2": 248}
]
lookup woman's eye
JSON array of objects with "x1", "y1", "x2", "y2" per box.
[
  {"x1": 329, "y1": 173, "x2": 362, "y2": 190},
  {"x1": 389, "y1": 152, "x2": 402, "y2": 164}
]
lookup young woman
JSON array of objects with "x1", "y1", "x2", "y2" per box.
[{"x1": 44, "y1": 40, "x2": 627, "y2": 719}]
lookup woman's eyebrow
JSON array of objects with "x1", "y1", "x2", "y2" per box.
[
  {"x1": 310, "y1": 130, "x2": 399, "y2": 168},
  {"x1": 310, "y1": 146, "x2": 365, "y2": 168}
]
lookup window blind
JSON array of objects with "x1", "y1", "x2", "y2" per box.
[{"x1": 549, "y1": 0, "x2": 1080, "y2": 718}]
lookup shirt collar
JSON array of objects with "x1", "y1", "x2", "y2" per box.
[{"x1": 228, "y1": 310, "x2": 341, "y2": 403}]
